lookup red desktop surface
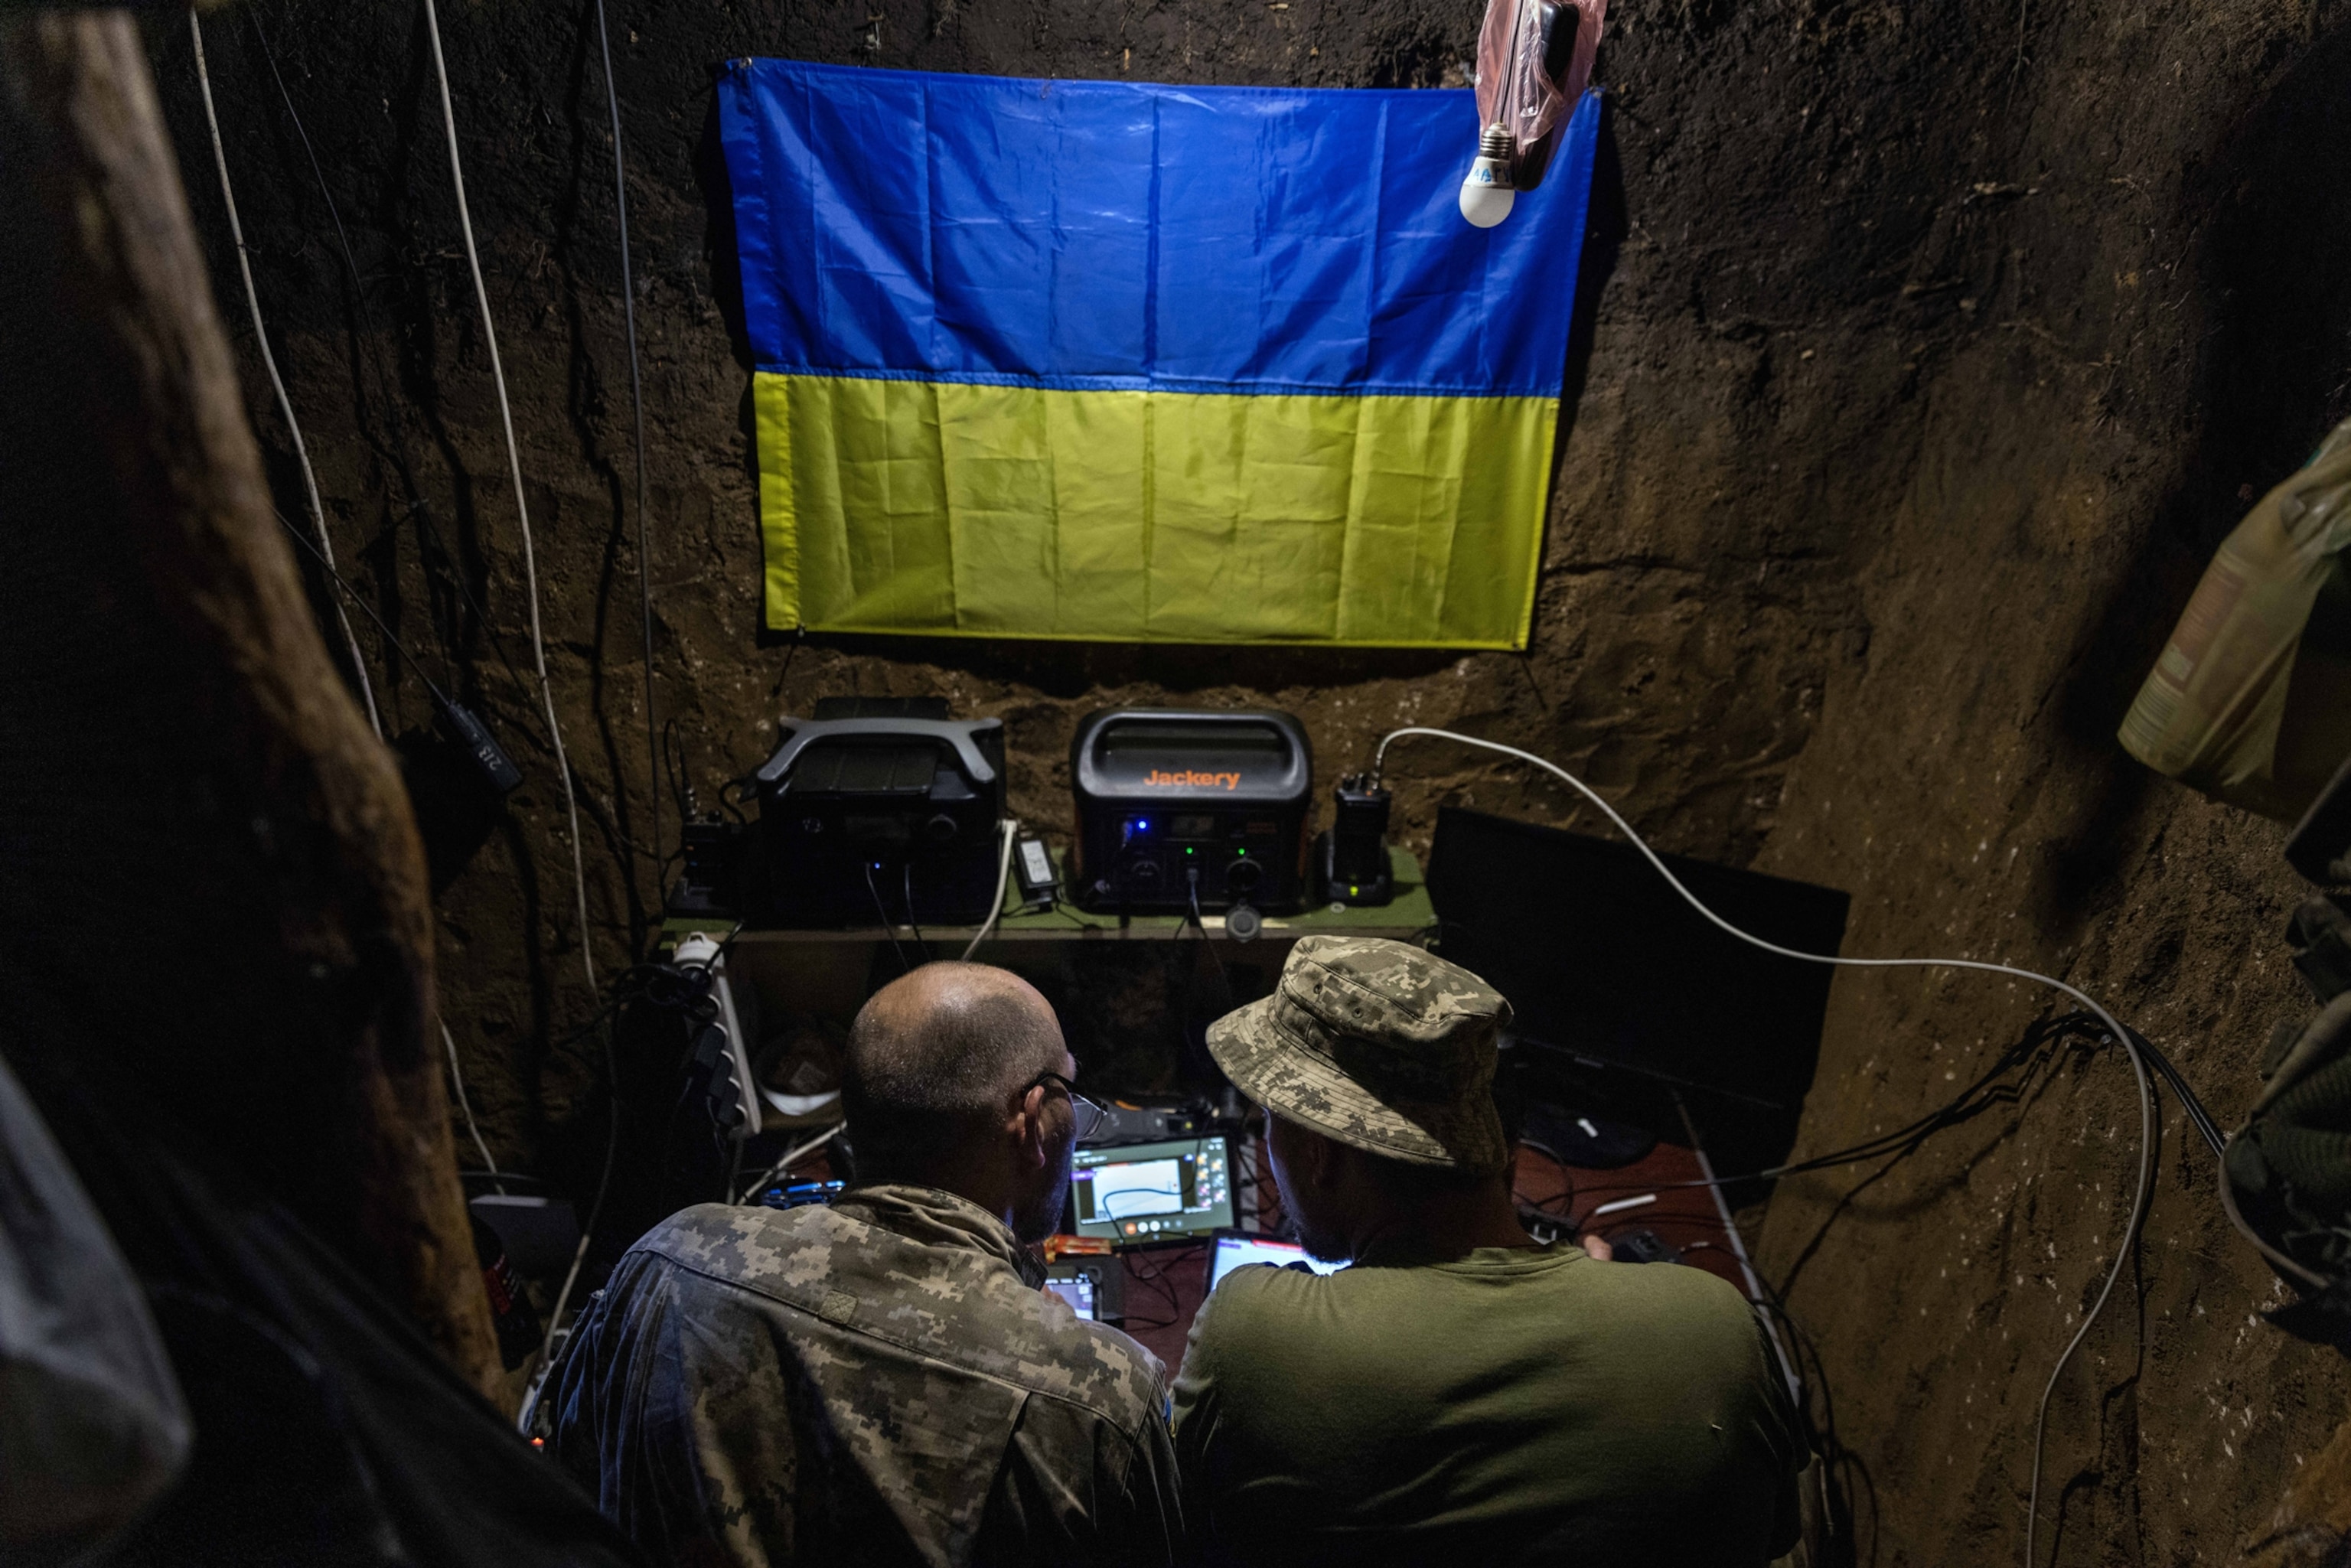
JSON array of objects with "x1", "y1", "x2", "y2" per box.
[{"x1": 1113, "y1": 1133, "x2": 1759, "y2": 1374}]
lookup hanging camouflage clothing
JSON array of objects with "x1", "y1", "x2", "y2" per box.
[
  {"x1": 549, "y1": 1184, "x2": 1184, "y2": 1568},
  {"x1": 2225, "y1": 896, "x2": 2351, "y2": 1347}
]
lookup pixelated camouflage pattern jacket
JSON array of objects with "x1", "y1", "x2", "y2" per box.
[{"x1": 548, "y1": 1184, "x2": 1183, "y2": 1568}]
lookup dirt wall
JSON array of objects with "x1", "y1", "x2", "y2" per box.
[{"x1": 147, "y1": 0, "x2": 2351, "y2": 1557}]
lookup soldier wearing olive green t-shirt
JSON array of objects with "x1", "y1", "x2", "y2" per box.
[{"x1": 1172, "y1": 937, "x2": 1803, "y2": 1567}]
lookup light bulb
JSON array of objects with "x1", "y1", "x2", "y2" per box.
[{"x1": 1458, "y1": 125, "x2": 1516, "y2": 229}]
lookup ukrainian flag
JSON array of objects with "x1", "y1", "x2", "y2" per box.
[{"x1": 716, "y1": 60, "x2": 1600, "y2": 648}]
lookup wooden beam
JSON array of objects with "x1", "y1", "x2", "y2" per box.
[{"x1": 0, "y1": 10, "x2": 501, "y2": 1399}]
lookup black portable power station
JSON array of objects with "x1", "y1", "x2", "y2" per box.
[
  {"x1": 1069, "y1": 709, "x2": 1312, "y2": 914},
  {"x1": 747, "y1": 698, "x2": 1006, "y2": 927}
]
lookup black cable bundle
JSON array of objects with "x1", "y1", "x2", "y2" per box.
[{"x1": 1545, "y1": 1009, "x2": 2220, "y2": 1224}]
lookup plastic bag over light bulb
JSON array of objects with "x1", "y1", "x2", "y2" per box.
[{"x1": 1456, "y1": 0, "x2": 1606, "y2": 227}]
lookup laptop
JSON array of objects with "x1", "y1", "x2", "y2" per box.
[{"x1": 1207, "y1": 1230, "x2": 1347, "y2": 1291}]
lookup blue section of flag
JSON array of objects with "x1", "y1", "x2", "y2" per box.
[{"x1": 717, "y1": 60, "x2": 1598, "y2": 399}]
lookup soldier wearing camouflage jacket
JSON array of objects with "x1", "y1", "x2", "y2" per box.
[
  {"x1": 550, "y1": 1182, "x2": 1182, "y2": 1567},
  {"x1": 549, "y1": 962, "x2": 1184, "y2": 1568}
]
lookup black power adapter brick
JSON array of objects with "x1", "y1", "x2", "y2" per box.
[{"x1": 1315, "y1": 774, "x2": 1394, "y2": 906}]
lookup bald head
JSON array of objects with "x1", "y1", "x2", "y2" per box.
[{"x1": 843, "y1": 963, "x2": 1070, "y2": 1184}]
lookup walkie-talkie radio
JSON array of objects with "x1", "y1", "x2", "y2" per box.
[
  {"x1": 1069, "y1": 709, "x2": 1312, "y2": 915},
  {"x1": 1316, "y1": 774, "x2": 1394, "y2": 906}
]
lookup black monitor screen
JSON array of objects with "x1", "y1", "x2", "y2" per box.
[
  {"x1": 1071, "y1": 1136, "x2": 1234, "y2": 1245},
  {"x1": 1427, "y1": 807, "x2": 1850, "y2": 1110}
]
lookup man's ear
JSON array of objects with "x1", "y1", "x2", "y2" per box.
[
  {"x1": 1295, "y1": 1122, "x2": 1346, "y2": 1193},
  {"x1": 1010, "y1": 1082, "x2": 1049, "y2": 1172}
]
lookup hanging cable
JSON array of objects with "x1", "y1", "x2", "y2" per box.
[
  {"x1": 1671, "y1": 1091, "x2": 1803, "y2": 1407},
  {"x1": 592, "y1": 0, "x2": 662, "y2": 928},
  {"x1": 441, "y1": 1018, "x2": 504, "y2": 1191},
  {"x1": 270, "y1": 511, "x2": 453, "y2": 704},
  {"x1": 248, "y1": 12, "x2": 497, "y2": 707},
  {"x1": 1540, "y1": 1011, "x2": 2154, "y2": 1208},
  {"x1": 902, "y1": 863, "x2": 928, "y2": 957},
  {"x1": 250, "y1": 8, "x2": 565, "y2": 750},
  {"x1": 536, "y1": 1019, "x2": 621, "y2": 1373},
  {"x1": 2131, "y1": 1027, "x2": 2224, "y2": 1156},
  {"x1": 188, "y1": 8, "x2": 382, "y2": 740},
  {"x1": 420, "y1": 0, "x2": 597, "y2": 997},
  {"x1": 960, "y1": 820, "x2": 1020, "y2": 960},
  {"x1": 866, "y1": 861, "x2": 914, "y2": 974},
  {"x1": 1371, "y1": 727, "x2": 2157, "y2": 1568},
  {"x1": 1182, "y1": 870, "x2": 1237, "y2": 1000}
]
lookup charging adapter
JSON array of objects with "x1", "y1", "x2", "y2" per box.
[{"x1": 1014, "y1": 834, "x2": 1059, "y2": 908}]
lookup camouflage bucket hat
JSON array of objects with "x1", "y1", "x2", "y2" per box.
[{"x1": 1206, "y1": 936, "x2": 1512, "y2": 1174}]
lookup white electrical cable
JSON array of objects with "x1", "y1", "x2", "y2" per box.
[
  {"x1": 1674, "y1": 1092, "x2": 1806, "y2": 1410},
  {"x1": 592, "y1": 0, "x2": 663, "y2": 919},
  {"x1": 960, "y1": 820, "x2": 1021, "y2": 960},
  {"x1": 189, "y1": 8, "x2": 382, "y2": 740},
  {"x1": 735, "y1": 1122, "x2": 847, "y2": 1205},
  {"x1": 420, "y1": 0, "x2": 597, "y2": 999},
  {"x1": 441, "y1": 1018, "x2": 503, "y2": 1191},
  {"x1": 1372, "y1": 726, "x2": 2157, "y2": 1568},
  {"x1": 540, "y1": 1191, "x2": 596, "y2": 1376},
  {"x1": 1586, "y1": 1192, "x2": 1657, "y2": 1218},
  {"x1": 1580, "y1": 1194, "x2": 1655, "y2": 1222}
]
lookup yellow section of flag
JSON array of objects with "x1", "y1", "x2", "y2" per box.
[{"x1": 754, "y1": 372, "x2": 1557, "y2": 648}]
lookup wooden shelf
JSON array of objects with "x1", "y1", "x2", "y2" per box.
[{"x1": 664, "y1": 845, "x2": 1433, "y2": 948}]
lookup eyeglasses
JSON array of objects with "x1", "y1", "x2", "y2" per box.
[{"x1": 1027, "y1": 1071, "x2": 1110, "y2": 1145}]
